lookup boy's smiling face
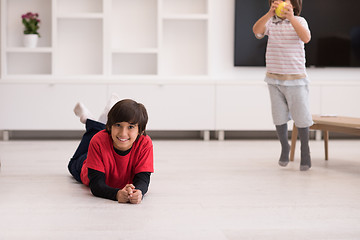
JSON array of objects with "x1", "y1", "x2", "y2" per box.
[{"x1": 111, "y1": 122, "x2": 139, "y2": 151}]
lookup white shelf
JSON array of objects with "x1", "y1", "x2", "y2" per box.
[
  {"x1": 57, "y1": 0, "x2": 103, "y2": 14},
  {"x1": 1, "y1": 0, "x2": 208, "y2": 78},
  {"x1": 6, "y1": 47, "x2": 52, "y2": 53},
  {"x1": 163, "y1": 14, "x2": 208, "y2": 20},
  {"x1": 112, "y1": 48, "x2": 158, "y2": 54},
  {"x1": 112, "y1": 53, "x2": 157, "y2": 75},
  {"x1": 160, "y1": 19, "x2": 207, "y2": 76},
  {"x1": 1, "y1": 0, "x2": 360, "y2": 133},
  {"x1": 3, "y1": 0, "x2": 52, "y2": 49},
  {"x1": 57, "y1": 13, "x2": 104, "y2": 19},
  {"x1": 162, "y1": 0, "x2": 207, "y2": 15},
  {"x1": 7, "y1": 52, "x2": 51, "y2": 75},
  {"x1": 111, "y1": 0, "x2": 157, "y2": 50},
  {"x1": 56, "y1": 18, "x2": 103, "y2": 75}
]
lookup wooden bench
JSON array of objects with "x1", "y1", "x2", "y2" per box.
[{"x1": 290, "y1": 115, "x2": 360, "y2": 161}]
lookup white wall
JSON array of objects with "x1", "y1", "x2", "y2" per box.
[
  {"x1": 208, "y1": 0, "x2": 360, "y2": 80},
  {"x1": 0, "y1": 0, "x2": 2, "y2": 78},
  {"x1": 1, "y1": 0, "x2": 360, "y2": 133},
  {"x1": 209, "y1": 0, "x2": 360, "y2": 122}
]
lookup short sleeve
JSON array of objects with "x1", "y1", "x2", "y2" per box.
[
  {"x1": 263, "y1": 18, "x2": 271, "y2": 36},
  {"x1": 133, "y1": 136, "x2": 154, "y2": 174},
  {"x1": 86, "y1": 135, "x2": 106, "y2": 173},
  {"x1": 296, "y1": 16, "x2": 310, "y2": 34}
]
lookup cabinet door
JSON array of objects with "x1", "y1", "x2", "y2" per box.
[
  {"x1": 321, "y1": 85, "x2": 360, "y2": 117},
  {"x1": 107, "y1": 84, "x2": 215, "y2": 130},
  {"x1": 309, "y1": 85, "x2": 321, "y2": 116},
  {"x1": 216, "y1": 84, "x2": 274, "y2": 130},
  {"x1": 0, "y1": 84, "x2": 107, "y2": 130}
]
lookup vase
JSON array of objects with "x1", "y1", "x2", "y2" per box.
[{"x1": 23, "y1": 34, "x2": 38, "y2": 48}]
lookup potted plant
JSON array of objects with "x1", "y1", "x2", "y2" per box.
[{"x1": 22, "y1": 12, "x2": 40, "y2": 48}]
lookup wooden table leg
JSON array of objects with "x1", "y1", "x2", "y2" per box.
[
  {"x1": 323, "y1": 130, "x2": 329, "y2": 160},
  {"x1": 290, "y1": 123, "x2": 298, "y2": 161}
]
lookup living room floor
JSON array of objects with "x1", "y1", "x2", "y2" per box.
[{"x1": 0, "y1": 139, "x2": 360, "y2": 240}]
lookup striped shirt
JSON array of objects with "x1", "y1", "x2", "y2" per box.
[{"x1": 264, "y1": 16, "x2": 310, "y2": 75}]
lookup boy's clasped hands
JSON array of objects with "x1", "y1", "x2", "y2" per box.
[{"x1": 117, "y1": 184, "x2": 142, "y2": 204}]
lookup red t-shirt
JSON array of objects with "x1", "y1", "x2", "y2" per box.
[{"x1": 80, "y1": 130, "x2": 154, "y2": 189}]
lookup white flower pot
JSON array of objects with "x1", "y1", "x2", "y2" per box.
[{"x1": 23, "y1": 34, "x2": 39, "y2": 48}]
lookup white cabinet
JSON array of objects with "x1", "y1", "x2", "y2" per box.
[
  {"x1": 0, "y1": 0, "x2": 211, "y2": 132},
  {"x1": 55, "y1": 0, "x2": 104, "y2": 75},
  {"x1": 111, "y1": 0, "x2": 158, "y2": 75},
  {"x1": 1, "y1": 0, "x2": 52, "y2": 77},
  {"x1": 215, "y1": 83, "x2": 344, "y2": 132},
  {"x1": 320, "y1": 85, "x2": 360, "y2": 118},
  {"x1": 56, "y1": 19, "x2": 103, "y2": 75},
  {"x1": 0, "y1": 83, "x2": 107, "y2": 130},
  {"x1": 309, "y1": 85, "x2": 321, "y2": 116},
  {"x1": 107, "y1": 84, "x2": 215, "y2": 131},
  {"x1": 160, "y1": 0, "x2": 208, "y2": 76},
  {"x1": 0, "y1": 0, "x2": 208, "y2": 78},
  {"x1": 1, "y1": 0, "x2": 360, "y2": 134},
  {"x1": 216, "y1": 84, "x2": 274, "y2": 131},
  {"x1": 0, "y1": 83, "x2": 215, "y2": 131}
]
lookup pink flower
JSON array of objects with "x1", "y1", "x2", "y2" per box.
[{"x1": 21, "y1": 12, "x2": 41, "y2": 37}]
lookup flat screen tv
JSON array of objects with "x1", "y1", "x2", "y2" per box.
[{"x1": 234, "y1": 0, "x2": 360, "y2": 67}]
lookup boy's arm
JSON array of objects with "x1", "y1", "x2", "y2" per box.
[
  {"x1": 88, "y1": 168, "x2": 120, "y2": 201},
  {"x1": 88, "y1": 168, "x2": 147, "y2": 204},
  {"x1": 282, "y1": 4, "x2": 311, "y2": 43},
  {"x1": 288, "y1": 17, "x2": 311, "y2": 43},
  {"x1": 133, "y1": 172, "x2": 151, "y2": 195},
  {"x1": 252, "y1": 1, "x2": 278, "y2": 38},
  {"x1": 253, "y1": 12, "x2": 272, "y2": 38}
]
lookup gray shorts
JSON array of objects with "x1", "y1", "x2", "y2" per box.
[{"x1": 268, "y1": 84, "x2": 313, "y2": 128}]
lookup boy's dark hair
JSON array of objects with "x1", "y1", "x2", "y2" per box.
[
  {"x1": 269, "y1": 0, "x2": 302, "y2": 16},
  {"x1": 106, "y1": 99, "x2": 148, "y2": 136}
]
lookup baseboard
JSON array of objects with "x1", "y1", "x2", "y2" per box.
[
  {"x1": 0, "y1": 130, "x2": 84, "y2": 140},
  {"x1": 1, "y1": 130, "x2": 359, "y2": 141}
]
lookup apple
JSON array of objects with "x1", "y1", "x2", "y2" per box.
[{"x1": 275, "y1": 2, "x2": 287, "y2": 18}]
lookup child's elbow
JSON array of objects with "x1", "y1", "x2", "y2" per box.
[
  {"x1": 253, "y1": 30, "x2": 264, "y2": 39},
  {"x1": 303, "y1": 36, "x2": 311, "y2": 44},
  {"x1": 252, "y1": 26, "x2": 264, "y2": 39},
  {"x1": 302, "y1": 32, "x2": 311, "y2": 44}
]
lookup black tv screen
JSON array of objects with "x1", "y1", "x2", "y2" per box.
[{"x1": 234, "y1": 0, "x2": 360, "y2": 67}]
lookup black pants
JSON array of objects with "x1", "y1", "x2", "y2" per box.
[{"x1": 68, "y1": 119, "x2": 105, "y2": 183}]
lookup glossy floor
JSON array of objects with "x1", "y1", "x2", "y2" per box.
[{"x1": 0, "y1": 139, "x2": 360, "y2": 239}]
